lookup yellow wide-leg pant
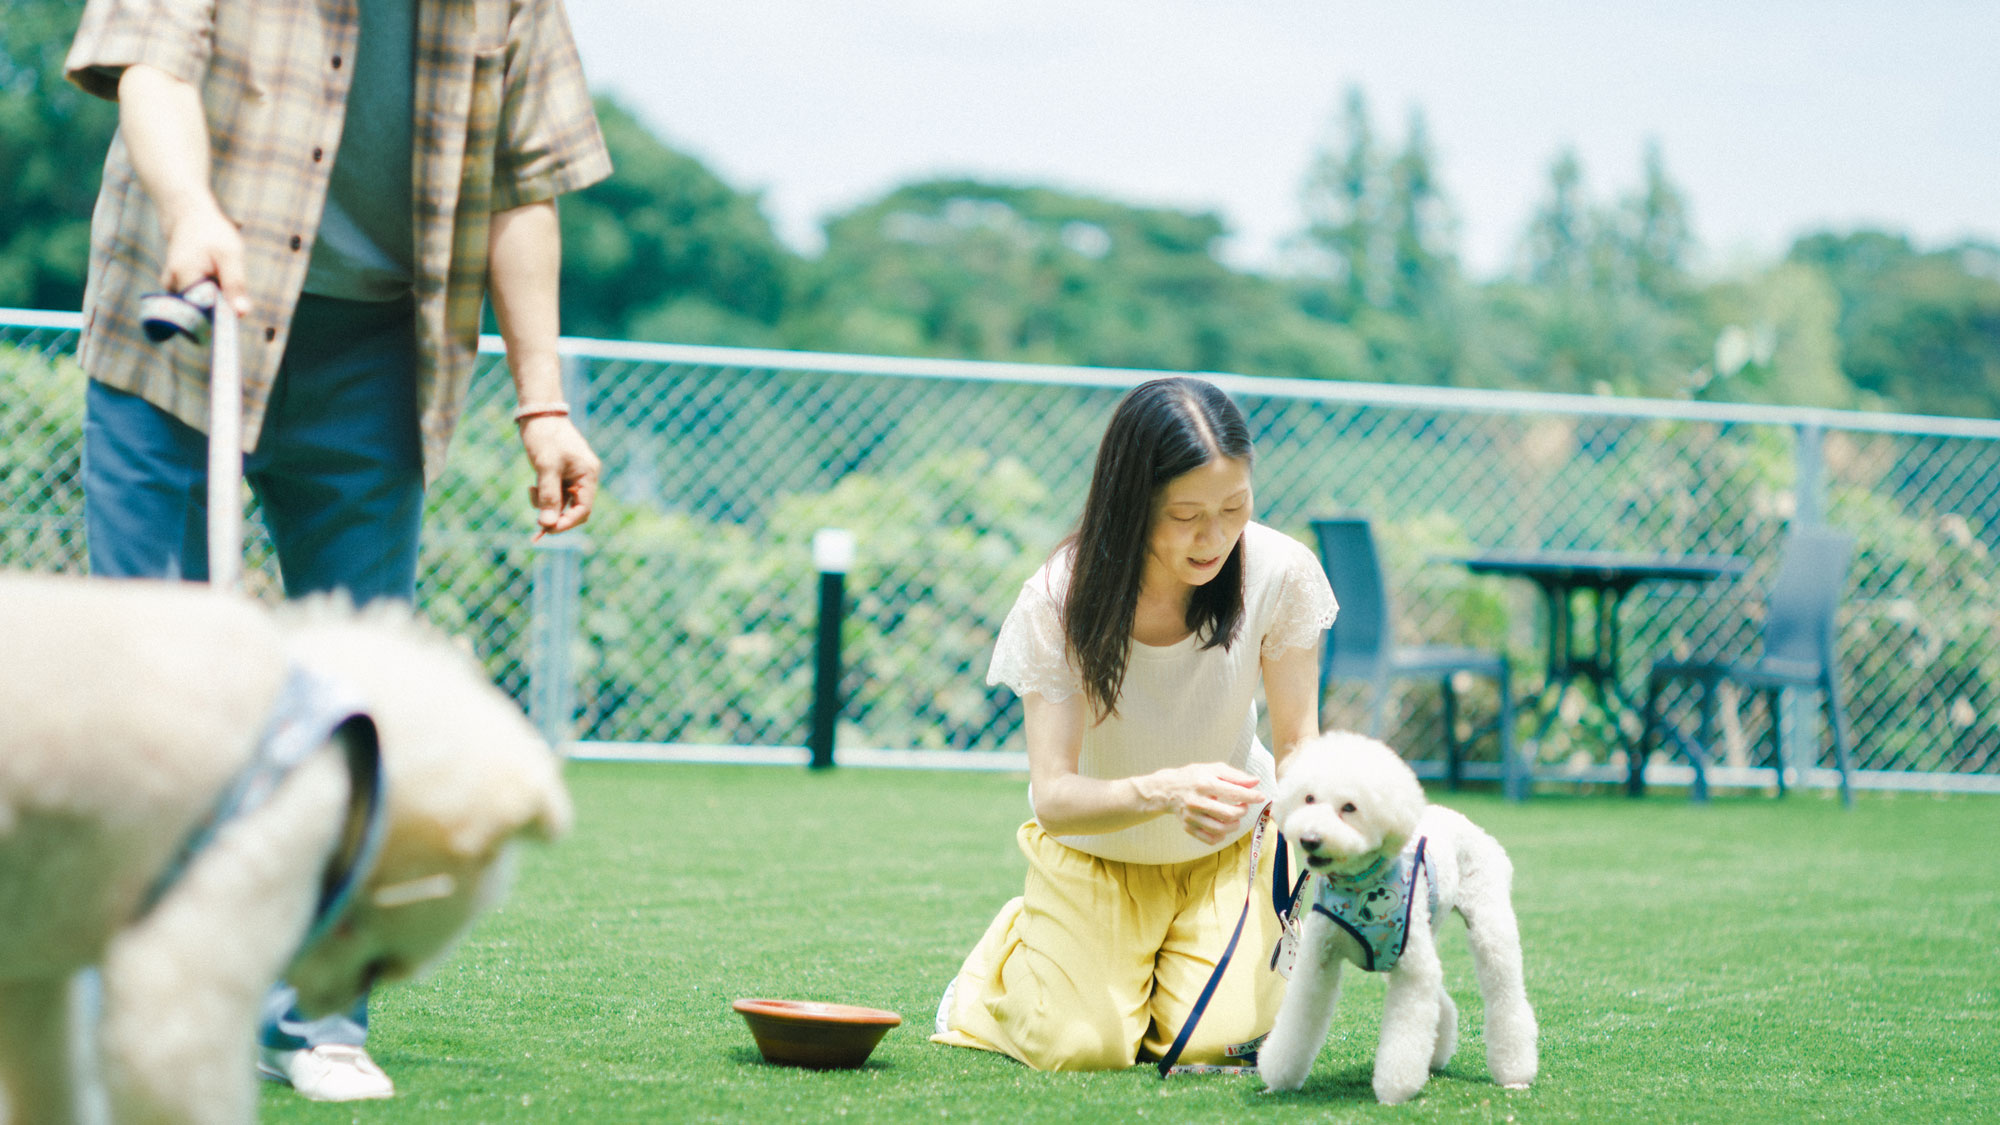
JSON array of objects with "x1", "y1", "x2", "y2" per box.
[{"x1": 932, "y1": 817, "x2": 1286, "y2": 1071}]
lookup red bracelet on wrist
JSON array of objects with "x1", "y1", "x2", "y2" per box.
[{"x1": 513, "y1": 402, "x2": 570, "y2": 423}]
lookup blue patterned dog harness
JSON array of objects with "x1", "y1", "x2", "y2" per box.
[
  {"x1": 136, "y1": 663, "x2": 386, "y2": 955},
  {"x1": 1308, "y1": 836, "x2": 1435, "y2": 973}
]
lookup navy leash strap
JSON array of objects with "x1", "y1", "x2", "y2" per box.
[
  {"x1": 1157, "y1": 808, "x2": 1273, "y2": 1078},
  {"x1": 1272, "y1": 824, "x2": 1297, "y2": 916}
]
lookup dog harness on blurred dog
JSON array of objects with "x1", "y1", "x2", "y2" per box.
[
  {"x1": 1306, "y1": 837, "x2": 1435, "y2": 973},
  {"x1": 136, "y1": 663, "x2": 386, "y2": 954}
]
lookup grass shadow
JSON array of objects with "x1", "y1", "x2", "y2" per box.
[{"x1": 730, "y1": 1045, "x2": 899, "y2": 1073}]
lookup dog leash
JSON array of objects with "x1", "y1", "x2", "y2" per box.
[
  {"x1": 139, "y1": 278, "x2": 243, "y2": 591},
  {"x1": 1156, "y1": 806, "x2": 1280, "y2": 1077},
  {"x1": 1271, "y1": 823, "x2": 1305, "y2": 921}
]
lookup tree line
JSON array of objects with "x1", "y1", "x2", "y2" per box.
[{"x1": 4, "y1": 3, "x2": 1995, "y2": 419}]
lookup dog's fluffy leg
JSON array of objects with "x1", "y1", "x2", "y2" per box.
[
  {"x1": 0, "y1": 976, "x2": 84, "y2": 1125},
  {"x1": 1373, "y1": 917, "x2": 1445, "y2": 1105},
  {"x1": 1431, "y1": 985, "x2": 1458, "y2": 1071},
  {"x1": 1258, "y1": 913, "x2": 1345, "y2": 1092},
  {"x1": 1463, "y1": 904, "x2": 1538, "y2": 1088},
  {"x1": 1458, "y1": 837, "x2": 1537, "y2": 1089},
  {"x1": 98, "y1": 755, "x2": 344, "y2": 1125}
]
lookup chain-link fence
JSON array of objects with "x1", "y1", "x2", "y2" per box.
[{"x1": 5, "y1": 309, "x2": 1998, "y2": 793}]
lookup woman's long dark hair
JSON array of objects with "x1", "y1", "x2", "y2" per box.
[{"x1": 1062, "y1": 376, "x2": 1253, "y2": 719}]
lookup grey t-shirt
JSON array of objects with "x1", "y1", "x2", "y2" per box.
[{"x1": 302, "y1": 0, "x2": 416, "y2": 301}]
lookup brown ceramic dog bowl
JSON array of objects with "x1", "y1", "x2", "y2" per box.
[{"x1": 732, "y1": 998, "x2": 902, "y2": 1069}]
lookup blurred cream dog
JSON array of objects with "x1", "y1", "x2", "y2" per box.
[
  {"x1": 0, "y1": 574, "x2": 570, "y2": 1125},
  {"x1": 1258, "y1": 732, "x2": 1536, "y2": 1104}
]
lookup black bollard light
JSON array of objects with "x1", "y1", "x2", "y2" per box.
[{"x1": 808, "y1": 528, "x2": 855, "y2": 770}]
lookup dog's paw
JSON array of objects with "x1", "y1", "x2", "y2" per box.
[
  {"x1": 1257, "y1": 1051, "x2": 1311, "y2": 1093},
  {"x1": 1487, "y1": 1038, "x2": 1538, "y2": 1089},
  {"x1": 1373, "y1": 1073, "x2": 1426, "y2": 1106}
]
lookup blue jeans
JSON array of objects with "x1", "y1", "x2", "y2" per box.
[
  {"x1": 84, "y1": 292, "x2": 424, "y2": 1051},
  {"x1": 84, "y1": 292, "x2": 424, "y2": 602}
]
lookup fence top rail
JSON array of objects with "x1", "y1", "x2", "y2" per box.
[
  {"x1": 5, "y1": 307, "x2": 1995, "y2": 441},
  {"x1": 1, "y1": 308, "x2": 84, "y2": 331},
  {"x1": 523, "y1": 333, "x2": 2000, "y2": 440}
]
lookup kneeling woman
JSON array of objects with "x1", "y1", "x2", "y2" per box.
[{"x1": 932, "y1": 377, "x2": 1336, "y2": 1071}]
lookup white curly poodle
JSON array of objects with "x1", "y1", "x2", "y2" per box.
[
  {"x1": 0, "y1": 574, "x2": 570, "y2": 1125},
  {"x1": 1257, "y1": 731, "x2": 1537, "y2": 1104}
]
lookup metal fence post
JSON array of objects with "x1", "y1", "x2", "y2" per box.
[
  {"x1": 529, "y1": 536, "x2": 582, "y2": 749},
  {"x1": 524, "y1": 351, "x2": 591, "y2": 751},
  {"x1": 561, "y1": 352, "x2": 590, "y2": 425},
  {"x1": 1783, "y1": 422, "x2": 1830, "y2": 785},
  {"x1": 809, "y1": 528, "x2": 855, "y2": 770},
  {"x1": 1795, "y1": 421, "x2": 1826, "y2": 528}
]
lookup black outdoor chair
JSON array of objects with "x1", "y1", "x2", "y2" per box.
[
  {"x1": 1641, "y1": 525, "x2": 1857, "y2": 807},
  {"x1": 1310, "y1": 516, "x2": 1526, "y2": 800}
]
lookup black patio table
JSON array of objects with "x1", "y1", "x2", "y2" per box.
[{"x1": 1448, "y1": 549, "x2": 1748, "y2": 795}]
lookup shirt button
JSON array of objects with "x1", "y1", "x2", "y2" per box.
[
  {"x1": 312, "y1": 147, "x2": 324, "y2": 162},
  {"x1": 289, "y1": 235, "x2": 303, "y2": 250},
  {"x1": 265, "y1": 326, "x2": 277, "y2": 342},
  {"x1": 331, "y1": 55, "x2": 343, "y2": 69}
]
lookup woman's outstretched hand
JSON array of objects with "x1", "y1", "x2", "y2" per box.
[{"x1": 1137, "y1": 763, "x2": 1265, "y2": 845}]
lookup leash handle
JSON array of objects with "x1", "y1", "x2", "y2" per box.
[
  {"x1": 1157, "y1": 807, "x2": 1269, "y2": 1078},
  {"x1": 139, "y1": 278, "x2": 242, "y2": 590}
]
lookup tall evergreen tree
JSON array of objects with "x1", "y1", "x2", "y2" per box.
[
  {"x1": 1298, "y1": 87, "x2": 1392, "y2": 315},
  {"x1": 1523, "y1": 148, "x2": 1592, "y2": 293},
  {"x1": 1624, "y1": 140, "x2": 1694, "y2": 302},
  {"x1": 1385, "y1": 108, "x2": 1457, "y2": 314}
]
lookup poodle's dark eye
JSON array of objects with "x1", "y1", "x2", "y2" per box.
[
  {"x1": 1303, "y1": 795, "x2": 1316, "y2": 804},
  {"x1": 1340, "y1": 802, "x2": 1358, "y2": 814}
]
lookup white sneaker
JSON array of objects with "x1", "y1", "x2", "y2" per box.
[
  {"x1": 258, "y1": 1044, "x2": 395, "y2": 1102},
  {"x1": 934, "y1": 979, "x2": 957, "y2": 1036}
]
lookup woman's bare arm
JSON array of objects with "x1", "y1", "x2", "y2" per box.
[{"x1": 1023, "y1": 691, "x2": 1263, "y2": 846}]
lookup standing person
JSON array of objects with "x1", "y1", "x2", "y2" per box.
[
  {"x1": 932, "y1": 376, "x2": 1337, "y2": 1070},
  {"x1": 64, "y1": 0, "x2": 611, "y2": 1101}
]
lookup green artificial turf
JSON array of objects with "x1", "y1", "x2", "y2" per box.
[{"x1": 262, "y1": 762, "x2": 1999, "y2": 1123}]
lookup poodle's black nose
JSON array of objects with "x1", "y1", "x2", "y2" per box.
[{"x1": 1296, "y1": 832, "x2": 1322, "y2": 852}]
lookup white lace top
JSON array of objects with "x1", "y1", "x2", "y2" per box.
[{"x1": 987, "y1": 521, "x2": 1338, "y2": 864}]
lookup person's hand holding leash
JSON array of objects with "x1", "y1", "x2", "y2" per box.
[
  {"x1": 116, "y1": 64, "x2": 252, "y2": 318},
  {"x1": 1137, "y1": 762, "x2": 1265, "y2": 845},
  {"x1": 158, "y1": 203, "x2": 249, "y2": 319}
]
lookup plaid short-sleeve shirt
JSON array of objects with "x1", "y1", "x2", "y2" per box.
[{"x1": 66, "y1": 0, "x2": 612, "y2": 479}]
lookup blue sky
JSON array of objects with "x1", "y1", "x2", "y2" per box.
[{"x1": 566, "y1": 1, "x2": 1999, "y2": 279}]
